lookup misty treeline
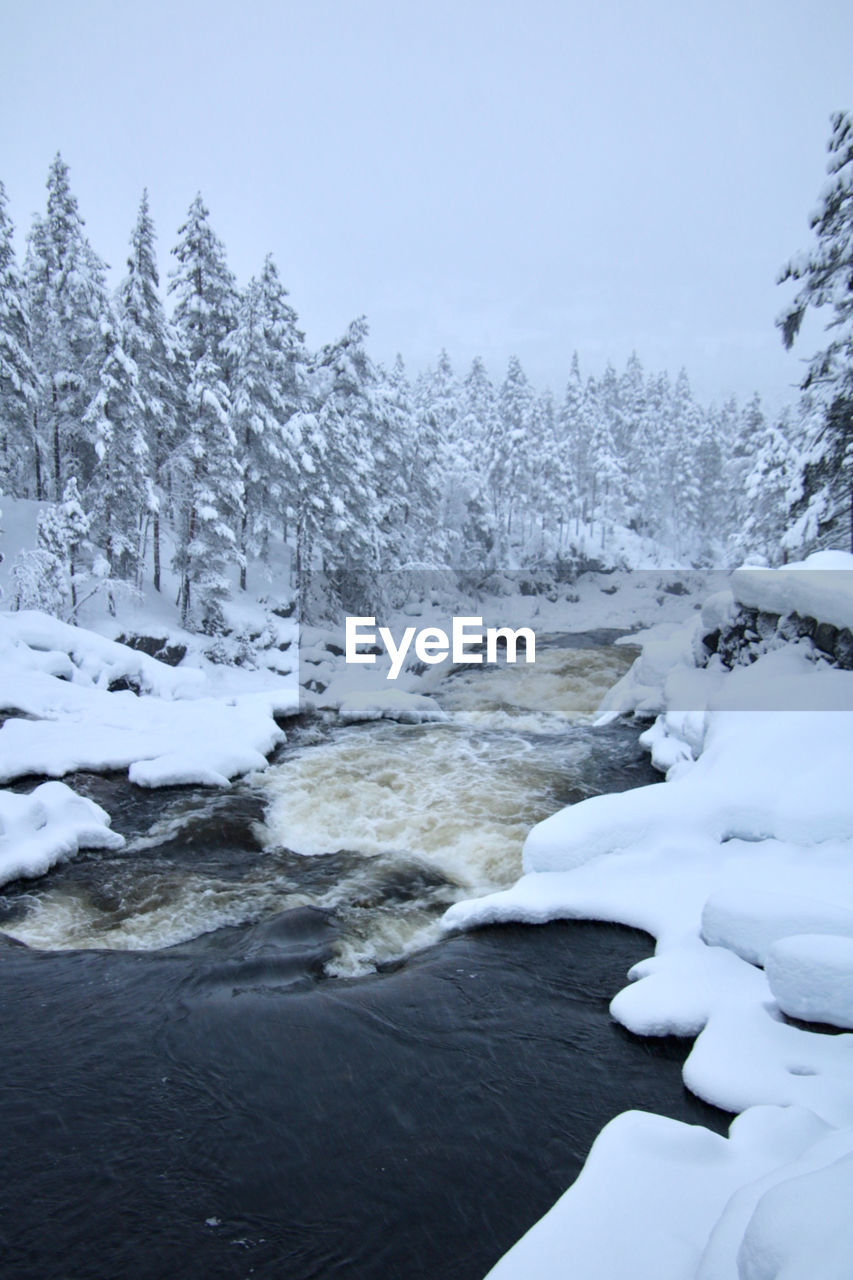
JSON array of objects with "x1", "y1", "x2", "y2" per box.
[{"x1": 0, "y1": 152, "x2": 833, "y2": 632}]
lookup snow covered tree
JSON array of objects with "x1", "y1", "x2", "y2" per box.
[
  {"x1": 655, "y1": 369, "x2": 702, "y2": 559},
  {"x1": 586, "y1": 378, "x2": 621, "y2": 550},
  {"x1": 0, "y1": 181, "x2": 38, "y2": 496},
  {"x1": 84, "y1": 302, "x2": 151, "y2": 583},
  {"x1": 303, "y1": 317, "x2": 379, "y2": 573},
  {"x1": 593, "y1": 363, "x2": 628, "y2": 542},
  {"x1": 169, "y1": 195, "x2": 241, "y2": 629},
  {"x1": 618, "y1": 352, "x2": 648, "y2": 525},
  {"x1": 25, "y1": 155, "x2": 109, "y2": 499},
  {"x1": 410, "y1": 354, "x2": 454, "y2": 562},
  {"x1": 558, "y1": 354, "x2": 590, "y2": 539},
  {"x1": 454, "y1": 357, "x2": 499, "y2": 565},
  {"x1": 227, "y1": 255, "x2": 305, "y2": 588},
  {"x1": 372, "y1": 355, "x2": 426, "y2": 567},
  {"x1": 36, "y1": 477, "x2": 91, "y2": 615},
  {"x1": 525, "y1": 389, "x2": 559, "y2": 556},
  {"x1": 777, "y1": 111, "x2": 853, "y2": 550},
  {"x1": 738, "y1": 408, "x2": 798, "y2": 563},
  {"x1": 694, "y1": 410, "x2": 727, "y2": 564},
  {"x1": 489, "y1": 355, "x2": 534, "y2": 544},
  {"x1": 117, "y1": 190, "x2": 180, "y2": 592}
]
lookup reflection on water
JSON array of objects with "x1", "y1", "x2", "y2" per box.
[{"x1": 2, "y1": 639, "x2": 643, "y2": 973}]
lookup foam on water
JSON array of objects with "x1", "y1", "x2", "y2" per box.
[
  {"x1": 439, "y1": 646, "x2": 636, "y2": 731},
  {"x1": 3, "y1": 640, "x2": 636, "y2": 974},
  {"x1": 257, "y1": 724, "x2": 585, "y2": 888}
]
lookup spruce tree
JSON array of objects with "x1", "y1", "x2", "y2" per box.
[
  {"x1": 778, "y1": 111, "x2": 853, "y2": 550},
  {"x1": 25, "y1": 155, "x2": 109, "y2": 499},
  {"x1": 492, "y1": 355, "x2": 534, "y2": 542},
  {"x1": 227, "y1": 255, "x2": 305, "y2": 588},
  {"x1": 0, "y1": 181, "x2": 38, "y2": 497},
  {"x1": 456, "y1": 358, "x2": 499, "y2": 565},
  {"x1": 169, "y1": 194, "x2": 242, "y2": 630},
  {"x1": 305, "y1": 317, "x2": 379, "y2": 573},
  {"x1": 117, "y1": 191, "x2": 180, "y2": 591},
  {"x1": 559, "y1": 354, "x2": 590, "y2": 539},
  {"x1": 84, "y1": 301, "x2": 150, "y2": 581}
]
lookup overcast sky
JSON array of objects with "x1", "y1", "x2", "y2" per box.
[{"x1": 2, "y1": 0, "x2": 851, "y2": 409}]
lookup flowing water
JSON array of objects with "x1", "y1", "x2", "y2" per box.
[
  {"x1": 0, "y1": 631, "x2": 730, "y2": 1280},
  {"x1": 0, "y1": 636, "x2": 648, "y2": 975}
]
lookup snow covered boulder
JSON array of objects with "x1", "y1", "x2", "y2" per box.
[
  {"x1": 765, "y1": 934, "x2": 853, "y2": 1030},
  {"x1": 701, "y1": 890, "x2": 853, "y2": 968},
  {"x1": 0, "y1": 611, "x2": 205, "y2": 699},
  {"x1": 0, "y1": 781, "x2": 124, "y2": 888},
  {"x1": 337, "y1": 689, "x2": 447, "y2": 725},
  {"x1": 732, "y1": 553, "x2": 853, "y2": 635}
]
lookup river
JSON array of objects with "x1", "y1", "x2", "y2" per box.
[{"x1": 0, "y1": 633, "x2": 729, "y2": 1279}]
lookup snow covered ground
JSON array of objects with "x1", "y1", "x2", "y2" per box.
[
  {"x1": 0, "y1": 608, "x2": 298, "y2": 887},
  {"x1": 443, "y1": 552, "x2": 853, "y2": 1280}
]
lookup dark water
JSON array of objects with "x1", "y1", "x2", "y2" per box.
[
  {"x1": 0, "y1": 635, "x2": 729, "y2": 1277},
  {"x1": 0, "y1": 911, "x2": 727, "y2": 1280}
]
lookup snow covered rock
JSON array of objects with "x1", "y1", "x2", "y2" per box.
[
  {"x1": 0, "y1": 781, "x2": 124, "y2": 888},
  {"x1": 0, "y1": 611, "x2": 296, "y2": 788},
  {"x1": 336, "y1": 689, "x2": 447, "y2": 725},
  {"x1": 0, "y1": 610, "x2": 204, "y2": 699},
  {"x1": 765, "y1": 934, "x2": 853, "y2": 1030},
  {"x1": 732, "y1": 553, "x2": 853, "y2": 635},
  {"x1": 701, "y1": 891, "x2": 853, "y2": 968}
]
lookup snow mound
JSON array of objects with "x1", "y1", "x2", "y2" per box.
[
  {"x1": 0, "y1": 610, "x2": 204, "y2": 699},
  {"x1": 765, "y1": 935, "x2": 853, "y2": 1030},
  {"x1": 0, "y1": 781, "x2": 124, "y2": 888},
  {"x1": 735, "y1": 1148, "x2": 853, "y2": 1280}
]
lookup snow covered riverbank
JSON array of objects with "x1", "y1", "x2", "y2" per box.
[
  {"x1": 443, "y1": 553, "x2": 853, "y2": 1279},
  {"x1": 0, "y1": 610, "x2": 298, "y2": 886}
]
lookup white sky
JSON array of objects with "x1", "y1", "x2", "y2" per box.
[{"x1": 2, "y1": 0, "x2": 851, "y2": 409}]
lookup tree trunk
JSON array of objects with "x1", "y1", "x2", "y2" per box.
[
  {"x1": 181, "y1": 506, "x2": 195, "y2": 626},
  {"x1": 33, "y1": 408, "x2": 44, "y2": 501},
  {"x1": 52, "y1": 383, "x2": 61, "y2": 498},
  {"x1": 240, "y1": 507, "x2": 248, "y2": 592},
  {"x1": 153, "y1": 515, "x2": 161, "y2": 593}
]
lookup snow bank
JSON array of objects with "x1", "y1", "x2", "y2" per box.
[
  {"x1": 447, "y1": 553, "x2": 853, "y2": 1278},
  {"x1": 0, "y1": 781, "x2": 124, "y2": 888},
  {"x1": 765, "y1": 935, "x2": 853, "y2": 1030},
  {"x1": 0, "y1": 611, "x2": 297, "y2": 787},
  {"x1": 486, "y1": 1106, "x2": 831, "y2": 1280},
  {"x1": 732, "y1": 552, "x2": 853, "y2": 633},
  {"x1": 699, "y1": 1123, "x2": 853, "y2": 1280}
]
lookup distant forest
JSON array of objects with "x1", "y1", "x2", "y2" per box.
[{"x1": 0, "y1": 149, "x2": 843, "y2": 632}]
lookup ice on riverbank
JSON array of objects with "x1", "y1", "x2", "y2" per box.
[{"x1": 448, "y1": 552, "x2": 853, "y2": 1278}]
